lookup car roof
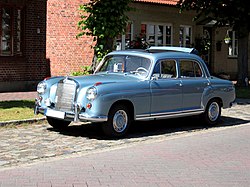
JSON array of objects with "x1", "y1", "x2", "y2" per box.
[{"x1": 107, "y1": 47, "x2": 202, "y2": 62}]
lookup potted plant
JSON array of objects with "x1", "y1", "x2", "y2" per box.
[{"x1": 224, "y1": 36, "x2": 231, "y2": 44}]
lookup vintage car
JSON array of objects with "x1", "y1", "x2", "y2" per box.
[{"x1": 34, "y1": 46, "x2": 235, "y2": 137}]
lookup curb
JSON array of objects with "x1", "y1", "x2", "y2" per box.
[{"x1": 0, "y1": 117, "x2": 46, "y2": 127}]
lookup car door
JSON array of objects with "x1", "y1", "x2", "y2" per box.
[
  {"x1": 179, "y1": 59, "x2": 209, "y2": 111},
  {"x1": 150, "y1": 59, "x2": 182, "y2": 116}
]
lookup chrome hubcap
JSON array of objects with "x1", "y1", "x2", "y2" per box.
[
  {"x1": 113, "y1": 110, "x2": 128, "y2": 133},
  {"x1": 208, "y1": 102, "x2": 220, "y2": 122}
]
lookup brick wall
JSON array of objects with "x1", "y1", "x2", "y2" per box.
[
  {"x1": 47, "y1": 0, "x2": 94, "y2": 76},
  {"x1": 0, "y1": 0, "x2": 47, "y2": 91},
  {"x1": 24, "y1": 0, "x2": 48, "y2": 81}
]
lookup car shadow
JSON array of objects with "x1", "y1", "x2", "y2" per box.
[{"x1": 47, "y1": 115, "x2": 250, "y2": 140}]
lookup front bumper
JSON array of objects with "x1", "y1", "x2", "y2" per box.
[{"x1": 34, "y1": 105, "x2": 108, "y2": 123}]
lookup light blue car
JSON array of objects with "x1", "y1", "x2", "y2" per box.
[{"x1": 34, "y1": 47, "x2": 236, "y2": 137}]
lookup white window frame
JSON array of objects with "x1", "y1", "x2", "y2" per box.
[
  {"x1": 179, "y1": 25, "x2": 192, "y2": 47},
  {"x1": 1, "y1": 6, "x2": 13, "y2": 56},
  {"x1": 142, "y1": 22, "x2": 173, "y2": 46},
  {"x1": 227, "y1": 30, "x2": 238, "y2": 57}
]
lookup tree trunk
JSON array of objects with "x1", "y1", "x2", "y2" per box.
[{"x1": 237, "y1": 32, "x2": 249, "y2": 87}]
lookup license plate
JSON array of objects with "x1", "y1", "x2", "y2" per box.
[{"x1": 45, "y1": 109, "x2": 65, "y2": 119}]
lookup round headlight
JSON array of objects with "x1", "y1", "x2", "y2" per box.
[
  {"x1": 37, "y1": 81, "x2": 47, "y2": 94},
  {"x1": 86, "y1": 87, "x2": 97, "y2": 101}
]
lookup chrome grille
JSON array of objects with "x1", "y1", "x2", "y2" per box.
[{"x1": 55, "y1": 79, "x2": 76, "y2": 112}]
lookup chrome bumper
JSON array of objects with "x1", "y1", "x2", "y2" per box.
[{"x1": 34, "y1": 106, "x2": 108, "y2": 123}]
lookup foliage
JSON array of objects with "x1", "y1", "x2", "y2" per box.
[
  {"x1": 77, "y1": 0, "x2": 133, "y2": 65},
  {"x1": 194, "y1": 37, "x2": 210, "y2": 55},
  {"x1": 71, "y1": 65, "x2": 92, "y2": 76},
  {"x1": 177, "y1": 0, "x2": 250, "y2": 86},
  {"x1": 128, "y1": 35, "x2": 150, "y2": 49},
  {"x1": 177, "y1": 0, "x2": 250, "y2": 31},
  {"x1": 235, "y1": 86, "x2": 250, "y2": 99}
]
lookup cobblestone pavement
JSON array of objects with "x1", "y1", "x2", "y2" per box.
[{"x1": 0, "y1": 103, "x2": 250, "y2": 169}]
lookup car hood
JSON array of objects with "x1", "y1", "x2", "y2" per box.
[{"x1": 68, "y1": 73, "x2": 143, "y2": 88}]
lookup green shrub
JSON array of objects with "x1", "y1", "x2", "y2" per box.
[{"x1": 71, "y1": 65, "x2": 92, "y2": 76}]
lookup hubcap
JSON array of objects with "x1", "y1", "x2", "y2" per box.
[
  {"x1": 208, "y1": 102, "x2": 220, "y2": 122},
  {"x1": 113, "y1": 110, "x2": 128, "y2": 133}
]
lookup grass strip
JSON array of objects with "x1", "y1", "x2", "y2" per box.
[{"x1": 0, "y1": 100, "x2": 42, "y2": 122}]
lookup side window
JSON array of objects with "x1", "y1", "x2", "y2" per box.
[
  {"x1": 153, "y1": 60, "x2": 177, "y2": 79},
  {"x1": 180, "y1": 60, "x2": 203, "y2": 78}
]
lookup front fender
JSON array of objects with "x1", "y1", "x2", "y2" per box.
[{"x1": 84, "y1": 87, "x2": 151, "y2": 119}]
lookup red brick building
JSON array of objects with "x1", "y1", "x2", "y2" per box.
[{"x1": 0, "y1": 0, "x2": 48, "y2": 92}]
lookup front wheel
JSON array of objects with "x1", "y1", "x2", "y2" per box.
[
  {"x1": 47, "y1": 117, "x2": 71, "y2": 130},
  {"x1": 102, "y1": 104, "x2": 131, "y2": 138},
  {"x1": 202, "y1": 99, "x2": 221, "y2": 125}
]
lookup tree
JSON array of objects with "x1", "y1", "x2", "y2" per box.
[
  {"x1": 177, "y1": 0, "x2": 250, "y2": 86},
  {"x1": 77, "y1": 0, "x2": 132, "y2": 70}
]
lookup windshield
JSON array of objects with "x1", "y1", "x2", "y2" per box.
[{"x1": 96, "y1": 55, "x2": 152, "y2": 77}]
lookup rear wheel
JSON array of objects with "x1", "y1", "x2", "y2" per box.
[
  {"x1": 102, "y1": 104, "x2": 131, "y2": 138},
  {"x1": 202, "y1": 99, "x2": 221, "y2": 125},
  {"x1": 47, "y1": 117, "x2": 71, "y2": 129}
]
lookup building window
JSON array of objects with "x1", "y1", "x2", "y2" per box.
[
  {"x1": 116, "y1": 23, "x2": 133, "y2": 50},
  {"x1": 1, "y1": 6, "x2": 13, "y2": 56},
  {"x1": 179, "y1": 25, "x2": 192, "y2": 47},
  {"x1": 227, "y1": 30, "x2": 238, "y2": 57},
  {"x1": 0, "y1": 5, "x2": 23, "y2": 56},
  {"x1": 141, "y1": 23, "x2": 172, "y2": 46},
  {"x1": 16, "y1": 9, "x2": 22, "y2": 55}
]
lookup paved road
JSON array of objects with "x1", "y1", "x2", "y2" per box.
[{"x1": 0, "y1": 103, "x2": 250, "y2": 186}]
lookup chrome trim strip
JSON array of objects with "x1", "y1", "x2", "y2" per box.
[
  {"x1": 136, "y1": 109, "x2": 204, "y2": 121},
  {"x1": 151, "y1": 108, "x2": 203, "y2": 117}
]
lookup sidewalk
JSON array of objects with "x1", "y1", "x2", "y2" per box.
[{"x1": 0, "y1": 91, "x2": 37, "y2": 101}]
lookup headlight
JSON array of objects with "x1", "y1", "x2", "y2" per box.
[
  {"x1": 86, "y1": 87, "x2": 97, "y2": 101},
  {"x1": 37, "y1": 81, "x2": 47, "y2": 94}
]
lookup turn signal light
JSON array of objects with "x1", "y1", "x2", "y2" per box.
[{"x1": 86, "y1": 103, "x2": 92, "y2": 109}]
